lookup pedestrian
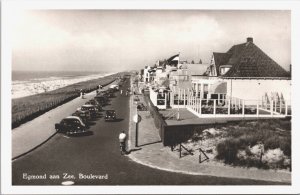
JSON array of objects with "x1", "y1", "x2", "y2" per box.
[
  {"x1": 80, "y1": 89, "x2": 84, "y2": 99},
  {"x1": 119, "y1": 131, "x2": 127, "y2": 155},
  {"x1": 120, "y1": 89, "x2": 123, "y2": 95}
]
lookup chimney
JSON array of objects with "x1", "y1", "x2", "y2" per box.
[{"x1": 247, "y1": 37, "x2": 253, "y2": 43}]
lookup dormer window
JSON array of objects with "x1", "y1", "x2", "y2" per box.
[{"x1": 219, "y1": 65, "x2": 232, "y2": 75}]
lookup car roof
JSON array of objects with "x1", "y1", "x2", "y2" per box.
[
  {"x1": 75, "y1": 109, "x2": 88, "y2": 113},
  {"x1": 66, "y1": 116, "x2": 81, "y2": 120},
  {"x1": 82, "y1": 104, "x2": 94, "y2": 107},
  {"x1": 64, "y1": 116, "x2": 85, "y2": 126}
]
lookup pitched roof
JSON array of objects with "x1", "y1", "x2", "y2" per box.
[
  {"x1": 212, "y1": 39, "x2": 290, "y2": 78},
  {"x1": 212, "y1": 52, "x2": 232, "y2": 76}
]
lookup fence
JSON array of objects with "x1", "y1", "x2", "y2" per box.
[{"x1": 186, "y1": 96, "x2": 291, "y2": 118}]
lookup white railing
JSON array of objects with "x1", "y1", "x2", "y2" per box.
[{"x1": 186, "y1": 96, "x2": 291, "y2": 118}]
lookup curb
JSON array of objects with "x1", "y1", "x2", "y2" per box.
[
  {"x1": 12, "y1": 132, "x2": 58, "y2": 161},
  {"x1": 128, "y1": 153, "x2": 290, "y2": 184}
]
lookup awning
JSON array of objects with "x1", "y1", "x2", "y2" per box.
[{"x1": 210, "y1": 82, "x2": 227, "y2": 94}]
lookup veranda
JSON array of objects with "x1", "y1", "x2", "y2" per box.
[{"x1": 169, "y1": 90, "x2": 291, "y2": 118}]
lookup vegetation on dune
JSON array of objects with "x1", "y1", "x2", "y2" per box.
[
  {"x1": 215, "y1": 119, "x2": 291, "y2": 169},
  {"x1": 12, "y1": 72, "x2": 125, "y2": 129}
]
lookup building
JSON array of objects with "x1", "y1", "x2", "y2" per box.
[{"x1": 191, "y1": 37, "x2": 291, "y2": 104}]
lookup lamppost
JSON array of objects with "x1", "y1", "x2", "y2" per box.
[{"x1": 133, "y1": 112, "x2": 141, "y2": 147}]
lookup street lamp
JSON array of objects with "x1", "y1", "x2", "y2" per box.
[{"x1": 133, "y1": 113, "x2": 141, "y2": 147}]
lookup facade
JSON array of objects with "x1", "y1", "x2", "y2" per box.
[
  {"x1": 141, "y1": 37, "x2": 290, "y2": 117},
  {"x1": 191, "y1": 37, "x2": 291, "y2": 105}
]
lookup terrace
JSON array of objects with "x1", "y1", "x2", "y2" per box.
[
  {"x1": 160, "y1": 94, "x2": 291, "y2": 125},
  {"x1": 185, "y1": 96, "x2": 291, "y2": 119}
]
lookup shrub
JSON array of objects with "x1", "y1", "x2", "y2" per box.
[{"x1": 216, "y1": 139, "x2": 242, "y2": 164}]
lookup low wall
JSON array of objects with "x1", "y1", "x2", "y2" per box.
[{"x1": 143, "y1": 94, "x2": 167, "y2": 142}]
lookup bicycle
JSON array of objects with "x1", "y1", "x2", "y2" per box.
[{"x1": 120, "y1": 142, "x2": 126, "y2": 155}]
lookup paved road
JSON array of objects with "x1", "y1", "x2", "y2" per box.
[
  {"x1": 12, "y1": 80, "x2": 117, "y2": 159},
  {"x1": 12, "y1": 78, "x2": 283, "y2": 185}
]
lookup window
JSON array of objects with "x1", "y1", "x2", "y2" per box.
[{"x1": 219, "y1": 65, "x2": 232, "y2": 75}]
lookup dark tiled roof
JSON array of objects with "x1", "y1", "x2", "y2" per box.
[
  {"x1": 213, "y1": 41, "x2": 289, "y2": 77},
  {"x1": 213, "y1": 52, "x2": 232, "y2": 76}
]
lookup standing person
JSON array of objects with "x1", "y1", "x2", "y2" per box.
[
  {"x1": 119, "y1": 131, "x2": 127, "y2": 155},
  {"x1": 80, "y1": 89, "x2": 84, "y2": 99},
  {"x1": 120, "y1": 89, "x2": 123, "y2": 95}
]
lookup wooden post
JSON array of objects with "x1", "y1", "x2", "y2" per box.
[
  {"x1": 179, "y1": 144, "x2": 182, "y2": 158},
  {"x1": 274, "y1": 98, "x2": 277, "y2": 113},
  {"x1": 285, "y1": 102, "x2": 288, "y2": 116},
  {"x1": 199, "y1": 98, "x2": 202, "y2": 115},
  {"x1": 187, "y1": 91, "x2": 189, "y2": 107},
  {"x1": 279, "y1": 100, "x2": 282, "y2": 114},
  {"x1": 192, "y1": 96, "x2": 194, "y2": 109},
  {"x1": 228, "y1": 99, "x2": 230, "y2": 115},
  {"x1": 214, "y1": 99, "x2": 216, "y2": 115},
  {"x1": 242, "y1": 100, "x2": 245, "y2": 116},
  {"x1": 184, "y1": 89, "x2": 186, "y2": 107},
  {"x1": 271, "y1": 100, "x2": 274, "y2": 116}
]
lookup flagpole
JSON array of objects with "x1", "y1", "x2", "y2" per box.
[{"x1": 176, "y1": 52, "x2": 180, "y2": 120}]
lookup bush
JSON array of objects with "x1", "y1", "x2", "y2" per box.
[
  {"x1": 216, "y1": 139, "x2": 242, "y2": 164},
  {"x1": 215, "y1": 119, "x2": 291, "y2": 169}
]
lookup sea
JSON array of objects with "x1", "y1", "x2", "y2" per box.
[{"x1": 12, "y1": 71, "x2": 115, "y2": 99}]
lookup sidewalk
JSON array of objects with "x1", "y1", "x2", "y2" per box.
[
  {"x1": 127, "y1": 91, "x2": 291, "y2": 183},
  {"x1": 12, "y1": 82, "x2": 116, "y2": 159}
]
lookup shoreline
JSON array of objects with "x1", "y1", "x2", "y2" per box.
[
  {"x1": 12, "y1": 72, "x2": 116, "y2": 99},
  {"x1": 12, "y1": 72, "x2": 125, "y2": 129}
]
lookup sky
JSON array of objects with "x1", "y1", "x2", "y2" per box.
[{"x1": 11, "y1": 10, "x2": 291, "y2": 72}]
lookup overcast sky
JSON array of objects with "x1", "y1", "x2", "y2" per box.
[{"x1": 11, "y1": 10, "x2": 291, "y2": 72}]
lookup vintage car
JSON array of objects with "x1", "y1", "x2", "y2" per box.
[
  {"x1": 109, "y1": 84, "x2": 119, "y2": 91},
  {"x1": 81, "y1": 104, "x2": 97, "y2": 118},
  {"x1": 72, "y1": 109, "x2": 91, "y2": 123},
  {"x1": 55, "y1": 116, "x2": 87, "y2": 135},
  {"x1": 105, "y1": 110, "x2": 117, "y2": 121},
  {"x1": 85, "y1": 99, "x2": 102, "y2": 112},
  {"x1": 94, "y1": 95, "x2": 107, "y2": 105}
]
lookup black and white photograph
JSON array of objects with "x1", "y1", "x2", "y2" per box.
[{"x1": 1, "y1": 0, "x2": 300, "y2": 194}]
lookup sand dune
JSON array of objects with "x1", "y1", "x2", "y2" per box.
[{"x1": 12, "y1": 72, "x2": 115, "y2": 99}]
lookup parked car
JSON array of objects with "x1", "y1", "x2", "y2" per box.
[
  {"x1": 55, "y1": 116, "x2": 87, "y2": 135},
  {"x1": 94, "y1": 95, "x2": 107, "y2": 105},
  {"x1": 81, "y1": 104, "x2": 97, "y2": 118},
  {"x1": 72, "y1": 109, "x2": 90, "y2": 124},
  {"x1": 105, "y1": 110, "x2": 117, "y2": 121},
  {"x1": 85, "y1": 99, "x2": 102, "y2": 112},
  {"x1": 109, "y1": 84, "x2": 119, "y2": 91}
]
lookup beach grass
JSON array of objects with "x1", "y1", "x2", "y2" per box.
[
  {"x1": 12, "y1": 72, "x2": 126, "y2": 129},
  {"x1": 215, "y1": 119, "x2": 291, "y2": 169}
]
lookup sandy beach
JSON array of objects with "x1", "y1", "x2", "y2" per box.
[{"x1": 12, "y1": 72, "x2": 116, "y2": 99}]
